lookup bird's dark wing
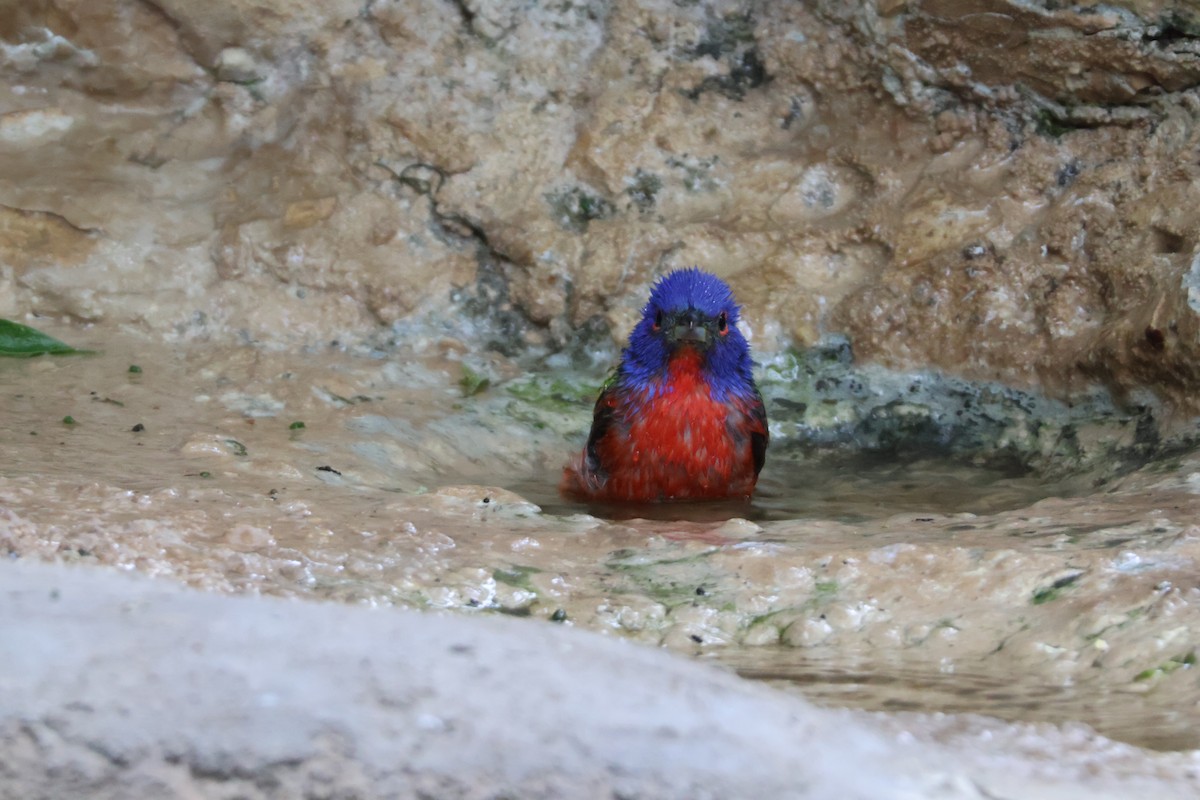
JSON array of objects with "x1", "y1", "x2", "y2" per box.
[
  {"x1": 584, "y1": 374, "x2": 622, "y2": 480},
  {"x1": 747, "y1": 387, "x2": 769, "y2": 477}
]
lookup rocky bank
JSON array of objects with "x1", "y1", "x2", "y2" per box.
[{"x1": 6, "y1": 0, "x2": 1200, "y2": 796}]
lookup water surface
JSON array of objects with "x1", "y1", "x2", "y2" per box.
[{"x1": 4, "y1": 330, "x2": 1199, "y2": 753}]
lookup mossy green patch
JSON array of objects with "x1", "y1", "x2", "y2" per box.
[
  {"x1": 1034, "y1": 109, "x2": 1074, "y2": 139},
  {"x1": 459, "y1": 364, "x2": 491, "y2": 397},
  {"x1": 1032, "y1": 572, "x2": 1083, "y2": 605},
  {"x1": 506, "y1": 375, "x2": 599, "y2": 412},
  {"x1": 502, "y1": 373, "x2": 601, "y2": 437},
  {"x1": 1134, "y1": 651, "x2": 1195, "y2": 682},
  {"x1": 814, "y1": 580, "x2": 838, "y2": 597},
  {"x1": 605, "y1": 547, "x2": 719, "y2": 571},
  {"x1": 625, "y1": 169, "x2": 662, "y2": 212},
  {"x1": 666, "y1": 154, "x2": 720, "y2": 193},
  {"x1": 603, "y1": 547, "x2": 723, "y2": 607},
  {"x1": 747, "y1": 609, "x2": 781, "y2": 625},
  {"x1": 492, "y1": 564, "x2": 542, "y2": 591},
  {"x1": 545, "y1": 186, "x2": 615, "y2": 233}
]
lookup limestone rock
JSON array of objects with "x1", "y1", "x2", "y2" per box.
[{"x1": 5, "y1": 0, "x2": 1200, "y2": 404}]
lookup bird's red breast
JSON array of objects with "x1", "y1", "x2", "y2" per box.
[{"x1": 561, "y1": 348, "x2": 766, "y2": 503}]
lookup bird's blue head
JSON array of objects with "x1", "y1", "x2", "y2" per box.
[{"x1": 620, "y1": 267, "x2": 757, "y2": 401}]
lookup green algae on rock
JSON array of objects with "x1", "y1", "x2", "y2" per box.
[{"x1": 760, "y1": 337, "x2": 1197, "y2": 482}]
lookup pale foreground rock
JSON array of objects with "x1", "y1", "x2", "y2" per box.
[{"x1": 1, "y1": 560, "x2": 1197, "y2": 800}]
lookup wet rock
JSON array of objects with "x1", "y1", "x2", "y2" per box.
[
  {"x1": 758, "y1": 337, "x2": 1196, "y2": 480},
  {"x1": 223, "y1": 523, "x2": 275, "y2": 552},
  {"x1": 213, "y1": 46, "x2": 263, "y2": 84},
  {"x1": 879, "y1": 0, "x2": 1200, "y2": 108},
  {"x1": 5, "y1": 560, "x2": 1197, "y2": 799}
]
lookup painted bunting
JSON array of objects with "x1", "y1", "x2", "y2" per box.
[{"x1": 562, "y1": 267, "x2": 768, "y2": 502}]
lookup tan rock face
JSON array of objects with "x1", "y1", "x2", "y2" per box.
[{"x1": 5, "y1": 0, "x2": 1200, "y2": 408}]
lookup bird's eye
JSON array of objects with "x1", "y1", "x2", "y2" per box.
[
  {"x1": 717, "y1": 311, "x2": 728, "y2": 335},
  {"x1": 653, "y1": 310, "x2": 663, "y2": 330}
]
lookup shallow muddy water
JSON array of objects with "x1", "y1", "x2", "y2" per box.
[
  {"x1": 4, "y1": 326, "x2": 1200, "y2": 752},
  {"x1": 723, "y1": 649, "x2": 1199, "y2": 752},
  {"x1": 530, "y1": 457, "x2": 1092, "y2": 525}
]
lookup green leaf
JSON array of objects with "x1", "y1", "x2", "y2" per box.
[{"x1": 0, "y1": 319, "x2": 93, "y2": 357}]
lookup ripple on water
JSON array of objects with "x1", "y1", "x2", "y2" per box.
[
  {"x1": 517, "y1": 453, "x2": 1096, "y2": 525},
  {"x1": 720, "y1": 649, "x2": 1200, "y2": 752}
]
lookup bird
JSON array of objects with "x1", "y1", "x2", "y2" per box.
[{"x1": 561, "y1": 267, "x2": 768, "y2": 503}]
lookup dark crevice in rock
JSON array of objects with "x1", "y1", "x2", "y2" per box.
[
  {"x1": 377, "y1": 161, "x2": 541, "y2": 356},
  {"x1": 376, "y1": 161, "x2": 496, "y2": 258},
  {"x1": 1145, "y1": 12, "x2": 1200, "y2": 47},
  {"x1": 131, "y1": 0, "x2": 208, "y2": 69},
  {"x1": 0, "y1": 203, "x2": 103, "y2": 238},
  {"x1": 681, "y1": 11, "x2": 772, "y2": 101},
  {"x1": 448, "y1": 0, "x2": 476, "y2": 28},
  {"x1": 683, "y1": 48, "x2": 772, "y2": 101}
]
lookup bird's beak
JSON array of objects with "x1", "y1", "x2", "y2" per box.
[{"x1": 669, "y1": 309, "x2": 714, "y2": 346}]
